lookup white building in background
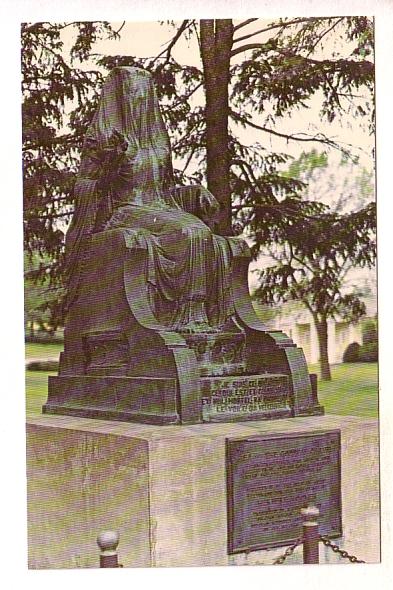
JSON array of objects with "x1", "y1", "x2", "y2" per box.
[{"x1": 253, "y1": 295, "x2": 377, "y2": 366}]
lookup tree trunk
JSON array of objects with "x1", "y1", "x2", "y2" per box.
[
  {"x1": 200, "y1": 19, "x2": 233, "y2": 235},
  {"x1": 315, "y1": 316, "x2": 332, "y2": 381}
]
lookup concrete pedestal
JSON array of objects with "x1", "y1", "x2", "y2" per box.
[{"x1": 26, "y1": 414, "x2": 380, "y2": 568}]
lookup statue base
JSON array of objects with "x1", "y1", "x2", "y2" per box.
[
  {"x1": 44, "y1": 372, "x2": 323, "y2": 425},
  {"x1": 27, "y1": 413, "x2": 380, "y2": 568}
]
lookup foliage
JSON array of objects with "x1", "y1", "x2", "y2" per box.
[
  {"x1": 26, "y1": 360, "x2": 59, "y2": 371},
  {"x1": 362, "y1": 318, "x2": 378, "y2": 345},
  {"x1": 22, "y1": 21, "x2": 121, "y2": 284},
  {"x1": 21, "y1": 17, "x2": 375, "y2": 330},
  {"x1": 252, "y1": 201, "x2": 376, "y2": 318},
  {"x1": 281, "y1": 149, "x2": 374, "y2": 213},
  {"x1": 343, "y1": 341, "x2": 361, "y2": 363},
  {"x1": 342, "y1": 338, "x2": 378, "y2": 364},
  {"x1": 358, "y1": 341, "x2": 378, "y2": 362},
  {"x1": 252, "y1": 145, "x2": 376, "y2": 379},
  {"x1": 24, "y1": 251, "x2": 64, "y2": 333}
]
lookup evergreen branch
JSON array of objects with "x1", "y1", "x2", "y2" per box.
[
  {"x1": 231, "y1": 43, "x2": 271, "y2": 57},
  {"x1": 306, "y1": 17, "x2": 345, "y2": 55},
  {"x1": 278, "y1": 51, "x2": 374, "y2": 71},
  {"x1": 152, "y1": 20, "x2": 191, "y2": 65},
  {"x1": 232, "y1": 201, "x2": 329, "y2": 223},
  {"x1": 23, "y1": 135, "x2": 83, "y2": 151},
  {"x1": 231, "y1": 158, "x2": 260, "y2": 187},
  {"x1": 181, "y1": 145, "x2": 198, "y2": 174},
  {"x1": 233, "y1": 17, "x2": 320, "y2": 45},
  {"x1": 289, "y1": 250, "x2": 317, "y2": 275},
  {"x1": 233, "y1": 114, "x2": 356, "y2": 154},
  {"x1": 161, "y1": 82, "x2": 203, "y2": 113}
]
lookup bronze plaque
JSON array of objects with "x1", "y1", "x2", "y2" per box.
[
  {"x1": 201, "y1": 374, "x2": 291, "y2": 422},
  {"x1": 226, "y1": 430, "x2": 341, "y2": 554}
]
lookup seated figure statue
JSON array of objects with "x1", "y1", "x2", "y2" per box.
[
  {"x1": 45, "y1": 66, "x2": 323, "y2": 425},
  {"x1": 65, "y1": 66, "x2": 233, "y2": 333}
]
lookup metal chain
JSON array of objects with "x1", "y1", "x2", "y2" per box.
[
  {"x1": 273, "y1": 538, "x2": 303, "y2": 565},
  {"x1": 319, "y1": 535, "x2": 365, "y2": 563}
]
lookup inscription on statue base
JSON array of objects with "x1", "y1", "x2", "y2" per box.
[
  {"x1": 226, "y1": 430, "x2": 341, "y2": 553},
  {"x1": 201, "y1": 374, "x2": 291, "y2": 422}
]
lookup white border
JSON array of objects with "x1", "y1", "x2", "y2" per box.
[{"x1": 1, "y1": 2, "x2": 391, "y2": 589}]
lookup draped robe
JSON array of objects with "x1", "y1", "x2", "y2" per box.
[{"x1": 65, "y1": 66, "x2": 234, "y2": 332}]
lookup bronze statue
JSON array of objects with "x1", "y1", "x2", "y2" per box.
[
  {"x1": 65, "y1": 66, "x2": 233, "y2": 332},
  {"x1": 44, "y1": 66, "x2": 323, "y2": 425}
]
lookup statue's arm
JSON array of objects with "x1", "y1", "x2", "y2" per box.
[
  {"x1": 171, "y1": 185, "x2": 220, "y2": 225},
  {"x1": 80, "y1": 132, "x2": 134, "y2": 231}
]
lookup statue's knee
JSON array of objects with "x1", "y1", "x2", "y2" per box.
[{"x1": 182, "y1": 225, "x2": 211, "y2": 242}]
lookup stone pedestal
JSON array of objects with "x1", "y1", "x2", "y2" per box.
[{"x1": 26, "y1": 414, "x2": 380, "y2": 568}]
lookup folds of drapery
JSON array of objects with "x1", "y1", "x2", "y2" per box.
[
  {"x1": 104, "y1": 203, "x2": 234, "y2": 330},
  {"x1": 64, "y1": 176, "x2": 234, "y2": 329},
  {"x1": 63, "y1": 68, "x2": 234, "y2": 329},
  {"x1": 63, "y1": 178, "x2": 100, "y2": 312}
]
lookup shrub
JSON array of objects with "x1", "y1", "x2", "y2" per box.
[
  {"x1": 25, "y1": 330, "x2": 64, "y2": 344},
  {"x1": 343, "y1": 342, "x2": 361, "y2": 363},
  {"x1": 26, "y1": 360, "x2": 59, "y2": 371},
  {"x1": 362, "y1": 320, "x2": 378, "y2": 346},
  {"x1": 358, "y1": 342, "x2": 378, "y2": 362}
]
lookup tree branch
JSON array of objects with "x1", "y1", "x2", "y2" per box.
[
  {"x1": 232, "y1": 113, "x2": 355, "y2": 154},
  {"x1": 181, "y1": 145, "x2": 198, "y2": 174},
  {"x1": 231, "y1": 43, "x2": 270, "y2": 57},
  {"x1": 152, "y1": 20, "x2": 191, "y2": 66},
  {"x1": 23, "y1": 135, "x2": 83, "y2": 152},
  {"x1": 231, "y1": 39, "x2": 374, "y2": 70},
  {"x1": 233, "y1": 17, "x2": 319, "y2": 45},
  {"x1": 233, "y1": 19, "x2": 259, "y2": 32},
  {"x1": 113, "y1": 21, "x2": 126, "y2": 36},
  {"x1": 231, "y1": 158, "x2": 260, "y2": 187},
  {"x1": 306, "y1": 17, "x2": 345, "y2": 55},
  {"x1": 161, "y1": 82, "x2": 203, "y2": 113},
  {"x1": 290, "y1": 251, "x2": 316, "y2": 274}
]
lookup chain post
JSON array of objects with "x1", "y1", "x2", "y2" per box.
[
  {"x1": 97, "y1": 530, "x2": 120, "y2": 568},
  {"x1": 301, "y1": 505, "x2": 320, "y2": 564}
]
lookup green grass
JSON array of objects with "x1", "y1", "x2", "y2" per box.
[
  {"x1": 25, "y1": 342, "x2": 63, "y2": 416},
  {"x1": 25, "y1": 370, "x2": 57, "y2": 416},
  {"x1": 309, "y1": 362, "x2": 378, "y2": 418},
  {"x1": 25, "y1": 341, "x2": 64, "y2": 359}
]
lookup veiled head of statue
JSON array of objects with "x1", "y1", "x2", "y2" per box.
[
  {"x1": 110, "y1": 67, "x2": 155, "y2": 101},
  {"x1": 90, "y1": 66, "x2": 167, "y2": 149}
]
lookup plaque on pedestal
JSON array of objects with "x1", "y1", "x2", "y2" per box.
[{"x1": 226, "y1": 430, "x2": 342, "y2": 554}]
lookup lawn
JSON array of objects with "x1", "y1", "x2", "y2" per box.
[
  {"x1": 25, "y1": 338, "x2": 378, "y2": 419},
  {"x1": 25, "y1": 342, "x2": 62, "y2": 416},
  {"x1": 25, "y1": 341, "x2": 63, "y2": 360},
  {"x1": 309, "y1": 362, "x2": 378, "y2": 418},
  {"x1": 25, "y1": 370, "x2": 57, "y2": 416}
]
